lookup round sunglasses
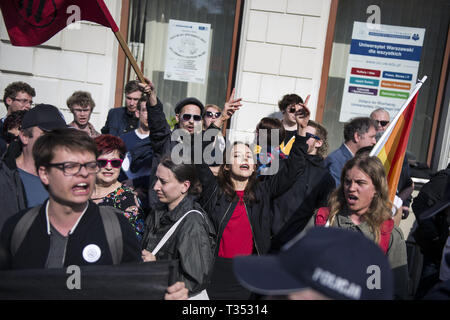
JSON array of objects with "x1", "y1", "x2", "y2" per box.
[
  {"x1": 97, "y1": 158, "x2": 123, "y2": 168},
  {"x1": 205, "y1": 111, "x2": 221, "y2": 118}
]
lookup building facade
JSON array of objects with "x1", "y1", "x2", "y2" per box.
[{"x1": 1, "y1": 0, "x2": 449, "y2": 171}]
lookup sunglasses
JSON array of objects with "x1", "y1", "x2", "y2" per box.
[
  {"x1": 375, "y1": 120, "x2": 389, "y2": 127},
  {"x1": 287, "y1": 104, "x2": 308, "y2": 116},
  {"x1": 97, "y1": 158, "x2": 123, "y2": 168},
  {"x1": 205, "y1": 111, "x2": 221, "y2": 118},
  {"x1": 181, "y1": 113, "x2": 202, "y2": 122},
  {"x1": 306, "y1": 132, "x2": 321, "y2": 141}
]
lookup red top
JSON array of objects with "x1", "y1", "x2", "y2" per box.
[{"x1": 218, "y1": 191, "x2": 254, "y2": 258}]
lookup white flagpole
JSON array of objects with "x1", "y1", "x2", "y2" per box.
[{"x1": 369, "y1": 76, "x2": 428, "y2": 156}]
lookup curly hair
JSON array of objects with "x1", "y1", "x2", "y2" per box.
[
  {"x1": 3, "y1": 82, "x2": 36, "y2": 110},
  {"x1": 307, "y1": 120, "x2": 328, "y2": 158},
  {"x1": 66, "y1": 91, "x2": 96, "y2": 111},
  {"x1": 94, "y1": 134, "x2": 127, "y2": 159},
  {"x1": 3, "y1": 110, "x2": 27, "y2": 142},
  {"x1": 327, "y1": 155, "x2": 392, "y2": 242}
]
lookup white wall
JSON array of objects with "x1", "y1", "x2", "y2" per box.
[
  {"x1": 230, "y1": 0, "x2": 332, "y2": 143},
  {"x1": 0, "y1": 0, "x2": 121, "y2": 132}
]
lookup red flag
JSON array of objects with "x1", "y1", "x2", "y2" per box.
[{"x1": 0, "y1": 0, "x2": 119, "y2": 46}]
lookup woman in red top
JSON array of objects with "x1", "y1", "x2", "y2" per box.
[{"x1": 196, "y1": 100, "x2": 311, "y2": 299}]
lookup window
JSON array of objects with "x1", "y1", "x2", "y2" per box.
[
  {"x1": 321, "y1": 0, "x2": 449, "y2": 164},
  {"x1": 126, "y1": 0, "x2": 240, "y2": 119}
]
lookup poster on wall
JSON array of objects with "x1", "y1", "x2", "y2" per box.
[
  {"x1": 164, "y1": 19, "x2": 211, "y2": 84},
  {"x1": 339, "y1": 21, "x2": 425, "y2": 122}
]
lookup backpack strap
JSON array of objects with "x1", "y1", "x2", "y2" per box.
[
  {"x1": 98, "y1": 206, "x2": 123, "y2": 265},
  {"x1": 11, "y1": 205, "x2": 42, "y2": 256},
  {"x1": 379, "y1": 219, "x2": 394, "y2": 255},
  {"x1": 151, "y1": 210, "x2": 204, "y2": 255},
  {"x1": 315, "y1": 207, "x2": 331, "y2": 227}
]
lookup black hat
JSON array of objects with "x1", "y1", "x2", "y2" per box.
[
  {"x1": 233, "y1": 227, "x2": 394, "y2": 300},
  {"x1": 21, "y1": 104, "x2": 67, "y2": 131},
  {"x1": 174, "y1": 97, "x2": 204, "y2": 115},
  {"x1": 419, "y1": 177, "x2": 450, "y2": 220}
]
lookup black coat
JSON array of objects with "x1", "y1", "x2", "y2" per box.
[
  {"x1": 142, "y1": 195, "x2": 215, "y2": 294},
  {"x1": 270, "y1": 153, "x2": 336, "y2": 252},
  {"x1": 196, "y1": 134, "x2": 307, "y2": 256}
]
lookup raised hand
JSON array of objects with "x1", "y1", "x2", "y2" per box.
[
  {"x1": 296, "y1": 94, "x2": 311, "y2": 136},
  {"x1": 138, "y1": 76, "x2": 157, "y2": 107},
  {"x1": 214, "y1": 88, "x2": 242, "y2": 128}
]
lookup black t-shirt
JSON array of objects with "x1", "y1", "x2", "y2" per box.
[{"x1": 283, "y1": 129, "x2": 296, "y2": 146}]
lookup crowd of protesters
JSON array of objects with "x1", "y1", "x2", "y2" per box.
[{"x1": 0, "y1": 79, "x2": 448, "y2": 300}]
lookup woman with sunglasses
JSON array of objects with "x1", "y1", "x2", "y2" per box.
[
  {"x1": 203, "y1": 104, "x2": 222, "y2": 129},
  {"x1": 91, "y1": 134, "x2": 146, "y2": 242}
]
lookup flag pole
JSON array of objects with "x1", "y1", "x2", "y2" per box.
[
  {"x1": 114, "y1": 31, "x2": 146, "y2": 84},
  {"x1": 370, "y1": 76, "x2": 427, "y2": 156}
]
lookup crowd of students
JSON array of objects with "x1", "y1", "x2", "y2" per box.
[{"x1": 0, "y1": 78, "x2": 448, "y2": 300}]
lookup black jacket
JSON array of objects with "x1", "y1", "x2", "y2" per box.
[
  {"x1": 101, "y1": 107, "x2": 139, "y2": 136},
  {"x1": 196, "y1": 133, "x2": 307, "y2": 256},
  {"x1": 0, "y1": 141, "x2": 27, "y2": 231},
  {"x1": 0, "y1": 200, "x2": 141, "y2": 270},
  {"x1": 142, "y1": 195, "x2": 215, "y2": 294},
  {"x1": 270, "y1": 153, "x2": 336, "y2": 252}
]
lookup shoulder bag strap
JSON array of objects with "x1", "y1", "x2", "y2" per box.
[
  {"x1": 151, "y1": 210, "x2": 203, "y2": 255},
  {"x1": 99, "y1": 206, "x2": 123, "y2": 265},
  {"x1": 11, "y1": 205, "x2": 42, "y2": 256}
]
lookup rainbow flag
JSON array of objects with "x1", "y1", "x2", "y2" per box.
[{"x1": 370, "y1": 76, "x2": 427, "y2": 201}]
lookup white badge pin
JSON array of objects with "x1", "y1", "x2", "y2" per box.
[{"x1": 82, "y1": 244, "x2": 101, "y2": 263}]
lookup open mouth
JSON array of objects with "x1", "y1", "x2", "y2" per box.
[
  {"x1": 346, "y1": 194, "x2": 358, "y2": 204},
  {"x1": 72, "y1": 182, "x2": 90, "y2": 195},
  {"x1": 240, "y1": 164, "x2": 250, "y2": 170}
]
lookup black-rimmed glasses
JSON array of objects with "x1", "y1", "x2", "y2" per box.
[{"x1": 47, "y1": 161, "x2": 99, "y2": 176}]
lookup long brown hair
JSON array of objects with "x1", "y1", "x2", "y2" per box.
[
  {"x1": 217, "y1": 141, "x2": 258, "y2": 204},
  {"x1": 327, "y1": 156, "x2": 392, "y2": 242}
]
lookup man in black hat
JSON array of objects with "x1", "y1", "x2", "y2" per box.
[
  {"x1": 0, "y1": 104, "x2": 67, "y2": 231},
  {"x1": 233, "y1": 227, "x2": 394, "y2": 300},
  {"x1": 138, "y1": 77, "x2": 242, "y2": 207}
]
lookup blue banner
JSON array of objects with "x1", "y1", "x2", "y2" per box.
[{"x1": 350, "y1": 39, "x2": 422, "y2": 62}]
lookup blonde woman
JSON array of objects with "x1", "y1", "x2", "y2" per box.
[{"x1": 302, "y1": 155, "x2": 408, "y2": 299}]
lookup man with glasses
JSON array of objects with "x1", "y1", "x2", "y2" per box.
[
  {"x1": 101, "y1": 80, "x2": 142, "y2": 136},
  {"x1": 0, "y1": 104, "x2": 67, "y2": 232},
  {"x1": 1, "y1": 81, "x2": 36, "y2": 144},
  {"x1": 277, "y1": 93, "x2": 310, "y2": 155},
  {"x1": 370, "y1": 108, "x2": 391, "y2": 141},
  {"x1": 67, "y1": 91, "x2": 100, "y2": 138},
  {"x1": 0, "y1": 128, "x2": 188, "y2": 300}
]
